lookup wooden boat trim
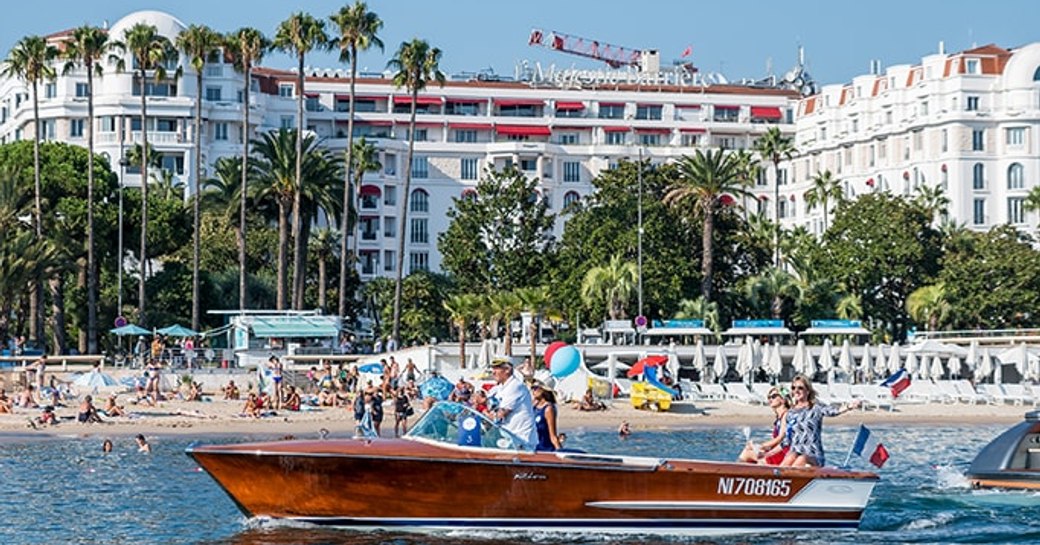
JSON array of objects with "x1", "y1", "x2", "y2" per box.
[
  {"x1": 283, "y1": 515, "x2": 864, "y2": 531},
  {"x1": 585, "y1": 501, "x2": 863, "y2": 512}
]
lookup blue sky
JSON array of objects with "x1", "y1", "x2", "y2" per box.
[{"x1": 2, "y1": 0, "x2": 1036, "y2": 86}]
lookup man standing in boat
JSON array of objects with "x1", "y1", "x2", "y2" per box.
[{"x1": 488, "y1": 358, "x2": 538, "y2": 449}]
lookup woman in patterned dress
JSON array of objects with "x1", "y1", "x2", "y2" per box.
[{"x1": 780, "y1": 374, "x2": 860, "y2": 467}]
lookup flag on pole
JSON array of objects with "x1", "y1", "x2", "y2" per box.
[
  {"x1": 681, "y1": 45, "x2": 693, "y2": 58},
  {"x1": 880, "y1": 368, "x2": 911, "y2": 398},
  {"x1": 849, "y1": 424, "x2": 890, "y2": 468}
]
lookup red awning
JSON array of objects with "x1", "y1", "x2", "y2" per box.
[
  {"x1": 714, "y1": 104, "x2": 740, "y2": 110},
  {"x1": 635, "y1": 128, "x2": 671, "y2": 134},
  {"x1": 675, "y1": 104, "x2": 702, "y2": 109},
  {"x1": 394, "y1": 120, "x2": 442, "y2": 127},
  {"x1": 446, "y1": 97, "x2": 484, "y2": 104},
  {"x1": 495, "y1": 125, "x2": 551, "y2": 136},
  {"x1": 552, "y1": 125, "x2": 593, "y2": 130},
  {"x1": 750, "y1": 106, "x2": 783, "y2": 119},
  {"x1": 393, "y1": 96, "x2": 442, "y2": 105},
  {"x1": 359, "y1": 185, "x2": 381, "y2": 197},
  {"x1": 602, "y1": 126, "x2": 630, "y2": 132},
  {"x1": 598, "y1": 102, "x2": 624, "y2": 107},
  {"x1": 494, "y1": 98, "x2": 544, "y2": 107},
  {"x1": 449, "y1": 122, "x2": 493, "y2": 130},
  {"x1": 680, "y1": 128, "x2": 706, "y2": 133},
  {"x1": 349, "y1": 119, "x2": 393, "y2": 126},
  {"x1": 303, "y1": 92, "x2": 320, "y2": 98},
  {"x1": 636, "y1": 103, "x2": 663, "y2": 107},
  {"x1": 555, "y1": 101, "x2": 585, "y2": 110},
  {"x1": 335, "y1": 94, "x2": 383, "y2": 101}
]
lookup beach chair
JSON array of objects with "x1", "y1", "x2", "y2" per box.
[
  {"x1": 724, "y1": 382, "x2": 762, "y2": 404},
  {"x1": 827, "y1": 383, "x2": 856, "y2": 404},
  {"x1": 952, "y1": 380, "x2": 990, "y2": 405},
  {"x1": 697, "y1": 383, "x2": 727, "y2": 401},
  {"x1": 979, "y1": 384, "x2": 1016, "y2": 405},
  {"x1": 932, "y1": 381, "x2": 962, "y2": 404},
  {"x1": 678, "y1": 380, "x2": 706, "y2": 401},
  {"x1": 851, "y1": 384, "x2": 896, "y2": 411},
  {"x1": 1019, "y1": 384, "x2": 1040, "y2": 407},
  {"x1": 750, "y1": 382, "x2": 773, "y2": 401},
  {"x1": 904, "y1": 380, "x2": 945, "y2": 404},
  {"x1": 998, "y1": 384, "x2": 1034, "y2": 406}
]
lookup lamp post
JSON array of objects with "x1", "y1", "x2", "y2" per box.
[
  {"x1": 637, "y1": 148, "x2": 643, "y2": 319},
  {"x1": 118, "y1": 154, "x2": 129, "y2": 315}
]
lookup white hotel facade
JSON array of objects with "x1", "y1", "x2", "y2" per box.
[
  {"x1": 776, "y1": 42, "x2": 1040, "y2": 235},
  {"x1": 0, "y1": 10, "x2": 799, "y2": 280}
]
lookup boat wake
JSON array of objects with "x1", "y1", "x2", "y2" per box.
[
  {"x1": 900, "y1": 511, "x2": 955, "y2": 531},
  {"x1": 932, "y1": 463, "x2": 971, "y2": 490}
]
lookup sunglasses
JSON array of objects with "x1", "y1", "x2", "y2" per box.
[
  {"x1": 767, "y1": 393, "x2": 781, "y2": 400},
  {"x1": 791, "y1": 385, "x2": 807, "y2": 391}
]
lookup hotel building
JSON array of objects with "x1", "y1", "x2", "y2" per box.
[
  {"x1": 0, "y1": 10, "x2": 799, "y2": 279},
  {"x1": 775, "y1": 42, "x2": 1040, "y2": 235}
]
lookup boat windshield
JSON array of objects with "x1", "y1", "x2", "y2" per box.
[{"x1": 406, "y1": 401, "x2": 530, "y2": 452}]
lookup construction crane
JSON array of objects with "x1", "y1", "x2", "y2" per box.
[{"x1": 528, "y1": 29, "x2": 642, "y2": 68}]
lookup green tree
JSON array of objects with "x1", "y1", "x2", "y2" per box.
[
  {"x1": 330, "y1": 2, "x2": 383, "y2": 317},
  {"x1": 2, "y1": 35, "x2": 57, "y2": 342},
  {"x1": 754, "y1": 126, "x2": 796, "y2": 267},
  {"x1": 273, "y1": 12, "x2": 329, "y2": 310},
  {"x1": 347, "y1": 137, "x2": 381, "y2": 263},
  {"x1": 225, "y1": 27, "x2": 269, "y2": 312},
  {"x1": 112, "y1": 23, "x2": 177, "y2": 326},
  {"x1": 1025, "y1": 185, "x2": 1040, "y2": 231},
  {"x1": 664, "y1": 149, "x2": 752, "y2": 301},
  {"x1": 674, "y1": 296, "x2": 720, "y2": 334},
  {"x1": 310, "y1": 228, "x2": 339, "y2": 312},
  {"x1": 742, "y1": 266, "x2": 800, "y2": 320},
  {"x1": 443, "y1": 293, "x2": 480, "y2": 367},
  {"x1": 906, "y1": 283, "x2": 949, "y2": 331},
  {"x1": 387, "y1": 38, "x2": 444, "y2": 345},
  {"x1": 914, "y1": 183, "x2": 950, "y2": 223},
  {"x1": 438, "y1": 166, "x2": 557, "y2": 294},
  {"x1": 580, "y1": 254, "x2": 638, "y2": 321},
  {"x1": 804, "y1": 169, "x2": 842, "y2": 232},
  {"x1": 363, "y1": 271, "x2": 451, "y2": 345},
  {"x1": 62, "y1": 25, "x2": 116, "y2": 354},
  {"x1": 176, "y1": 24, "x2": 223, "y2": 332}
]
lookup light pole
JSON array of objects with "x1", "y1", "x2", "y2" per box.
[
  {"x1": 637, "y1": 148, "x2": 643, "y2": 319},
  {"x1": 118, "y1": 153, "x2": 129, "y2": 315}
]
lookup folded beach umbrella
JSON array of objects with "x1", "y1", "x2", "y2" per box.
[
  {"x1": 837, "y1": 339, "x2": 854, "y2": 377},
  {"x1": 946, "y1": 356, "x2": 963, "y2": 378},
  {"x1": 790, "y1": 339, "x2": 805, "y2": 375},
  {"x1": 873, "y1": 344, "x2": 888, "y2": 378},
  {"x1": 886, "y1": 343, "x2": 902, "y2": 374},
  {"x1": 712, "y1": 344, "x2": 727, "y2": 383},
  {"x1": 766, "y1": 342, "x2": 783, "y2": 378},
  {"x1": 735, "y1": 341, "x2": 754, "y2": 382},
  {"x1": 904, "y1": 352, "x2": 919, "y2": 378},
  {"x1": 859, "y1": 342, "x2": 872, "y2": 378},
  {"x1": 929, "y1": 355, "x2": 945, "y2": 380},
  {"x1": 976, "y1": 348, "x2": 993, "y2": 383},
  {"x1": 692, "y1": 339, "x2": 707, "y2": 380},
  {"x1": 965, "y1": 340, "x2": 979, "y2": 373},
  {"x1": 817, "y1": 338, "x2": 834, "y2": 373},
  {"x1": 751, "y1": 338, "x2": 763, "y2": 370}
]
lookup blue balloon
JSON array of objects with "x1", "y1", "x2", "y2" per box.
[{"x1": 550, "y1": 345, "x2": 581, "y2": 378}]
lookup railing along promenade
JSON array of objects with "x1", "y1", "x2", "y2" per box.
[
  {"x1": 913, "y1": 329, "x2": 1040, "y2": 346},
  {"x1": 0, "y1": 354, "x2": 107, "y2": 372}
]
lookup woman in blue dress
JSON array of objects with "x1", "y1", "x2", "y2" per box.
[
  {"x1": 532, "y1": 382, "x2": 561, "y2": 451},
  {"x1": 781, "y1": 374, "x2": 860, "y2": 467}
]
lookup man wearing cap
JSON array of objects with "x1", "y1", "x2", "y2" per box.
[{"x1": 488, "y1": 358, "x2": 538, "y2": 449}]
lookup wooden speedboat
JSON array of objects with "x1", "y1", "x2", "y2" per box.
[
  {"x1": 968, "y1": 410, "x2": 1040, "y2": 491},
  {"x1": 187, "y1": 402, "x2": 878, "y2": 536}
]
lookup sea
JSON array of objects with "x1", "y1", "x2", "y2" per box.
[{"x1": 1, "y1": 423, "x2": 1038, "y2": 545}]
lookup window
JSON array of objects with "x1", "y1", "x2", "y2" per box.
[
  {"x1": 973, "y1": 198, "x2": 986, "y2": 225},
  {"x1": 384, "y1": 250, "x2": 395, "y2": 271},
  {"x1": 205, "y1": 87, "x2": 222, "y2": 101},
  {"x1": 1007, "y1": 127, "x2": 1025, "y2": 147},
  {"x1": 445, "y1": 102, "x2": 479, "y2": 116},
  {"x1": 973, "y1": 163, "x2": 985, "y2": 189},
  {"x1": 214, "y1": 122, "x2": 228, "y2": 141},
  {"x1": 44, "y1": 83, "x2": 56, "y2": 98},
  {"x1": 777, "y1": 169, "x2": 787, "y2": 186},
  {"x1": 279, "y1": 83, "x2": 293, "y2": 97},
  {"x1": 598, "y1": 104, "x2": 625, "y2": 119},
  {"x1": 99, "y1": 116, "x2": 115, "y2": 132},
  {"x1": 681, "y1": 133, "x2": 700, "y2": 147},
  {"x1": 411, "y1": 156, "x2": 428, "y2": 179},
  {"x1": 410, "y1": 189, "x2": 429, "y2": 213},
  {"x1": 1008, "y1": 163, "x2": 1025, "y2": 189},
  {"x1": 454, "y1": 130, "x2": 477, "y2": 143},
  {"x1": 966, "y1": 59, "x2": 980, "y2": 74},
  {"x1": 713, "y1": 106, "x2": 739, "y2": 122},
  {"x1": 556, "y1": 133, "x2": 578, "y2": 145},
  {"x1": 383, "y1": 185, "x2": 397, "y2": 206},
  {"x1": 519, "y1": 158, "x2": 537, "y2": 172},
  {"x1": 70, "y1": 119, "x2": 84, "y2": 138},
  {"x1": 563, "y1": 191, "x2": 580, "y2": 208},
  {"x1": 563, "y1": 161, "x2": 581, "y2": 182},
  {"x1": 410, "y1": 218, "x2": 428, "y2": 244},
  {"x1": 941, "y1": 129, "x2": 948, "y2": 153},
  {"x1": 878, "y1": 138, "x2": 887, "y2": 159},
  {"x1": 605, "y1": 131, "x2": 626, "y2": 145},
  {"x1": 405, "y1": 128, "x2": 427, "y2": 142},
  {"x1": 305, "y1": 96, "x2": 320, "y2": 112},
  {"x1": 132, "y1": 81, "x2": 177, "y2": 97},
  {"x1": 639, "y1": 133, "x2": 661, "y2": 146},
  {"x1": 635, "y1": 105, "x2": 662, "y2": 120},
  {"x1": 497, "y1": 105, "x2": 537, "y2": 117},
  {"x1": 1008, "y1": 197, "x2": 1025, "y2": 224},
  {"x1": 543, "y1": 159, "x2": 553, "y2": 179},
  {"x1": 384, "y1": 154, "x2": 397, "y2": 176},
  {"x1": 819, "y1": 127, "x2": 827, "y2": 141},
  {"x1": 972, "y1": 129, "x2": 984, "y2": 151},
  {"x1": 913, "y1": 130, "x2": 922, "y2": 151},
  {"x1": 868, "y1": 145, "x2": 875, "y2": 167},
  {"x1": 383, "y1": 217, "x2": 396, "y2": 238},
  {"x1": 966, "y1": 96, "x2": 979, "y2": 111},
  {"x1": 75, "y1": 83, "x2": 89, "y2": 97},
  {"x1": 280, "y1": 115, "x2": 293, "y2": 129},
  {"x1": 461, "y1": 158, "x2": 478, "y2": 180},
  {"x1": 409, "y1": 252, "x2": 429, "y2": 273},
  {"x1": 852, "y1": 119, "x2": 859, "y2": 133},
  {"x1": 919, "y1": 101, "x2": 928, "y2": 116},
  {"x1": 778, "y1": 199, "x2": 787, "y2": 219}
]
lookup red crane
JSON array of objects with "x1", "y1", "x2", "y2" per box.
[{"x1": 528, "y1": 29, "x2": 642, "y2": 68}]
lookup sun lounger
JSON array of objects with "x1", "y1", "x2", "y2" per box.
[
  {"x1": 814, "y1": 383, "x2": 836, "y2": 405},
  {"x1": 1009, "y1": 384, "x2": 1040, "y2": 407},
  {"x1": 827, "y1": 383, "x2": 856, "y2": 404},
  {"x1": 697, "y1": 383, "x2": 727, "y2": 401},
  {"x1": 951, "y1": 380, "x2": 990, "y2": 405},
  {"x1": 979, "y1": 384, "x2": 1018, "y2": 405},
  {"x1": 851, "y1": 384, "x2": 896, "y2": 411},
  {"x1": 904, "y1": 380, "x2": 948, "y2": 404},
  {"x1": 723, "y1": 382, "x2": 762, "y2": 404}
]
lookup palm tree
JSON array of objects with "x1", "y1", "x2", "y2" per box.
[
  {"x1": 443, "y1": 293, "x2": 480, "y2": 368},
  {"x1": 914, "y1": 184, "x2": 950, "y2": 223},
  {"x1": 754, "y1": 127, "x2": 796, "y2": 267},
  {"x1": 274, "y1": 12, "x2": 329, "y2": 311},
  {"x1": 580, "y1": 254, "x2": 638, "y2": 320},
  {"x1": 516, "y1": 286, "x2": 552, "y2": 365},
  {"x1": 1024, "y1": 186, "x2": 1040, "y2": 232},
  {"x1": 61, "y1": 25, "x2": 113, "y2": 354},
  {"x1": 176, "y1": 24, "x2": 223, "y2": 333},
  {"x1": 675, "y1": 296, "x2": 721, "y2": 334},
  {"x1": 310, "y1": 228, "x2": 339, "y2": 311},
  {"x1": 330, "y1": 1, "x2": 384, "y2": 318},
  {"x1": 835, "y1": 292, "x2": 863, "y2": 320},
  {"x1": 804, "y1": 169, "x2": 843, "y2": 232},
  {"x1": 225, "y1": 27, "x2": 269, "y2": 312},
  {"x1": 906, "y1": 283, "x2": 949, "y2": 331},
  {"x1": 347, "y1": 137, "x2": 381, "y2": 260},
  {"x1": 113, "y1": 23, "x2": 177, "y2": 326},
  {"x1": 489, "y1": 290, "x2": 523, "y2": 356},
  {"x1": 387, "y1": 39, "x2": 445, "y2": 345},
  {"x1": 742, "y1": 266, "x2": 801, "y2": 320},
  {"x1": 202, "y1": 156, "x2": 248, "y2": 250},
  {"x1": 664, "y1": 149, "x2": 751, "y2": 301},
  {"x1": 2, "y1": 35, "x2": 57, "y2": 343}
]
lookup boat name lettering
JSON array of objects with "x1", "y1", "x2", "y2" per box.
[
  {"x1": 717, "y1": 477, "x2": 791, "y2": 497},
  {"x1": 513, "y1": 472, "x2": 547, "y2": 481}
]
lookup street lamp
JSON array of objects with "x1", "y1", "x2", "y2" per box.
[
  {"x1": 118, "y1": 154, "x2": 130, "y2": 315},
  {"x1": 637, "y1": 148, "x2": 643, "y2": 319}
]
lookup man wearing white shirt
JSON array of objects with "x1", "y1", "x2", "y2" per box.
[{"x1": 488, "y1": 358, "x2": 538, "y2": 449}]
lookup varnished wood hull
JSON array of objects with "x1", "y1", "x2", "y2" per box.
[{"x1": 188, "y1": 438, "x2": 877, "y2": 536}]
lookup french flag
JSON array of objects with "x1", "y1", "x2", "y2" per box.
[
  {"x1": 880, "y1": 368, "x2": 911, "y2": 398},
  {"x1": 851, "y1": 425, "x2": 890, "y2": 468}
]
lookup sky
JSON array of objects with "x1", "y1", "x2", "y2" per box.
[{"x1": 1, "y1": 0, "x2": 1036, "y2": 87}]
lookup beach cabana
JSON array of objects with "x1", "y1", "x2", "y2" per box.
[
  {"x1": 644, "y1": 319, "x2": 714, "y2": 339},
  {"x1": 722, "y1": 319, "x2": 793, "y2": 338},
  {"x1": 799, "y1": 319, "x2": 871, "y2": 337}
]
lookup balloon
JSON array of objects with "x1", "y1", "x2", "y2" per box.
[
  {"x1": 550, "y1": 345, "x2": 581, "y2": 378},
  {"x1": 543, "y1": 341, "x2": 567, "y2": 368}
]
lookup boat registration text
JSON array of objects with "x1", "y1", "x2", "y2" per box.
[{"x1": 717, "y1": 477, "x2": 792, "y2": 497}]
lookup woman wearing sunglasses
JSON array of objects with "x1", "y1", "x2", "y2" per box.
[
  {"x1": 738, "y1": 386, "x2": 791, "y2": 464},
  {"x1": 780, "y1": 374, "x2": 860, "y2": 467}
]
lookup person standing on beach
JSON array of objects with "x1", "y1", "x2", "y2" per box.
[
  {"x1": 26, "y1": 354, "x2": 47, "y2": 390},
  {"x1": 269, "y1": 356, "x2": 284, "y2": 409}
]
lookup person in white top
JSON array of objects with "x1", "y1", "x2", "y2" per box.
[{"x1": 488, "y1": 358, "x2": 538, "y2": 449}]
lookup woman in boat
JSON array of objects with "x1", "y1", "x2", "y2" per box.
[
  {"x1": 738, "y1": 386, "x2": 790, "y2": 464},
  {"x1": 532, "y1": 381, "x2": 562, "y2": 451},
  {"x1": 780, "y1": 374, "x2": 860, "y2": 467}
]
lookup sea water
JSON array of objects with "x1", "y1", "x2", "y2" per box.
[{"x1": 1, "y1": 424, "x2": 1038, "y2": 545}]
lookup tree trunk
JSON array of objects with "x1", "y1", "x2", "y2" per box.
[
  {"x1": 318, "y1": 252, "x2": 327, "y2": 311},
  {"x1": 291, "y1": 52, "x2": 306, "y2": 311},
  {"x1": 772, "y1": 160, "x2": 781, "y2": 268},
  {"x1": 139, "y1": 70, "x2": 149, "y2": 326},
  {"x1": 86, "y1": 62, "x2": 97, "y2": 354},
  {"x1": 30, "y1": 80, "x2": 43, "y2": 344},
  {"x1": 49, "y1": 275, "x2": 66, "y2": 355},
  {"x1": 192, "y1": 67, "x2": 204, "y2": 332},
  {"x1": 391, "y1": 90, "x2": 418, "y2": 345},
  {"x1": 299, "y1": 212, "x2": 313, "y2": 307},
  {"x1": 530, "y1": 320, "x2": 538, "y2": 368},
  {"x1": 701, "y1": 202, "x2": 715, "y2": 301},
  {"x1": 337, "y1": 44, "x2": 358, "y2": 318},
  {"x1": 276, "y1": 200, "x2": 289, "y2": 310},
  {"x1": 504, "y1": 321, "x2": 513, "y2": 356},
  {"x1": 239, "y1": 64, "x2": 250, "y2": 312}
]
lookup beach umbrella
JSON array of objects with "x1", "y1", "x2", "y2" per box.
[
  {"x1": 73, "y1": 370, "x2": 118, "y2": 389},
  {"x1": 996, "y1": 343, "x2": 1038, "y2": 376},
  {"x1": 790, "y1": 339, "x2": 805, "y2": 375},
  {"x1": 976, "y1": 348, "x2": 994, "y2": 383},
  {"x1": 873, "y1": 344, "x2": 888, "y2": 379},
  {"x1": 110, "y1": 324, "x2": 150, "y2": 336},
  {"x1": 712, "y1": 344, "x2": 727, "y2": 383},
  {"x1": 887, "y1": 343, "x2": 902, "y2": 375},
  {"x1": 735, "y1": 341, "x2": 754, "y2": 383},
  {"x1": 477, "y1": 339, "x2": 495, "y2": 369},
  {"x1": 591, "y1": 359, "x2": 630, "y2": 372},
  {"x1": 947, "y1": 356, "x2": 963, "y2": 378},
  {"x1": 156, "y1": 324, "x2": 198, "y2": 337},
  {"x1": 751, "y1": 338, "x2": 764, "y2": 371},
  {"x1": 420, "y1": 375, "x2": 454, "y2": 400},
  {"x1": 817, "y1": 338, "x2": 834, "y2": 371},
  {"x1": 666, "y1": 351, "x2": 681, "y2": 382},
  {"x1": 965, "y1": 340, "x2": 979, "y2": 374},
  {"x1": 929, "y1": 355, "x2": 945, "y2": 380},
  {"x1": 904, "y1": 352, "x2": 919, "y2": 378},
  {"x1": 859, "y1": 342, "x2": 873, "y2": 380},
  {"x1": 358, "y1": 362, "x2": 384, "y2": 374},
  {"x1": 692, "y1": 339, "x2": 707, "y2": 380},
  {"x1": 905, "y1": 339, "x2": 969, "y2": 357},
  {"x1": 837, "y1": 340, "x2": 854, "y2": 378},
  {"x1": 766, "y1": 343, "x2": 783, "y2": 378},
  {"x1": 994, "y1": 358, "x2": 1004, "y2": 385},
  {"x1": 628, "y1": 355, "x2": 668, "y2": 378}
]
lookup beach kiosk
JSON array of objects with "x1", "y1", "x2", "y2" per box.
[
  {"x1": 722, "y1": 319, "x2": 794, "y2": 339},
  {"x1": 644, "y1": 319, "x2": 714, "y2": 344},
  {"x1": 211, "y1": 310, "x2": 342, "y2": 367},
  {"x1": 800, "y1": 319, "x2": 871, "y2": 338}
]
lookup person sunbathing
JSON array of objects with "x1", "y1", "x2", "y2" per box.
[
  {"x1": 576, "y1": 388, "x2": 606, "y2": 411},
  {"x1": 18, "y1": 385, "x2": 38, "y2": 409},
  {"x1": 242, "y1": 393, "x2": 262, "y2": 418},
  {"x1": 102, "y1": 395, "x2": 127, "y2": 417},
  {"x1": 223, "y1": 380, "x2": 240, "y2": 400},
  {"x1": 283, "y1": 386, "x2": 301, "y2": 411},
  {"x1": 78, "y1": 395, "x2": 103, "y2": 424},
  {"x1": 0, "y1": 389, "x2": 12, "y2": 414}
]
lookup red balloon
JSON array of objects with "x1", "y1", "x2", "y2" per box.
[{"x1": 543, "y1": 341, "x2": 567, "y2": 368}]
